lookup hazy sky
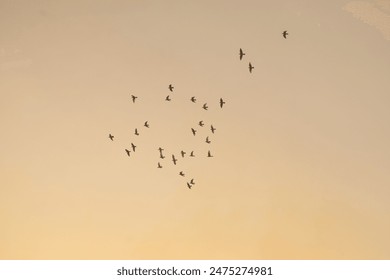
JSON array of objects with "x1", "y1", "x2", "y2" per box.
[{"x1": 1, "y1": 0, "x2": 390, "y2": 259}]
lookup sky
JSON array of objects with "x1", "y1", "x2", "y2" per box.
[{"x1": 1, "y1": 0, "x2": 390, "y2": 259}]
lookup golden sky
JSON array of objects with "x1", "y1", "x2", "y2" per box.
[{"x1": 1, "y1": 0, "x2": 390, "y2": 259}]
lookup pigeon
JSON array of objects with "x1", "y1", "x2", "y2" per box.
[
  {"x1": 158, "y1": 162, "x2": 162, "y2": 168},
  {"x1": 239, "y1": 48, "x2": 245, "y2": 60},
  {"x1": 220, "y1": 98, "x2": 225, "y2": 108},
  {"x1": 109, "y1": 134, "x2": 114, "y2": 141},
  {"x1": 190, "y1": 151, "x2": 195, "y2": 157},
  {"x1": 249, "y1": 62, "x2": 254, "y2": 73},
  {"x1": 191, "y1": 96, "x2": 196, "y2": 103},
  {"x1": 181, "y1": 150, "x2": 186, "y2": 157},
  {"x1": 131, "y1": 143, "x2": 136, "y2": 152},
  {"x1": 282, "y1": 30, "x2": 288, "y2": 39},
  {"x1": 131, "y1": 95, "x2": 138, "y2": 103},
  {"x1": 135, "y1": 128, "x2": 139, "y2": 136},
  {"x1": 144, "y1": 121, "x2": 149, "y2": 128},
  {"x1": 199, "y1": 121, "x2": 204, "y2": 127},
  {"x1": 172, "y1": 154, "x2": 178, "y2": 165},
  {"x1": 207, "y1": 150, "x2": 213, "y2": 157},
  {"x1": 203, "y1": 103, "x2": 208, "y2": 110},
  {"x1": 190, "y1": 179, "x2": 195, "y2": 185},
  {"x1": 125, "y1": 149, "x2": 131, "y2": 157},
  {"x1": 169, "y1": 84, "x2": 174, "y2": 92},
  {"x1": 166, "y1": 95, "x2": 171, "y2": 101},
  {"x1": 187, "y1": 182, "x2": 192, "y2": 189},
  {"x1": 191, "y1": 128, "x2": 197, "y2": 136},
  {"x1": 211, "y1": 125, "x2": 216, "y2": 134},
  {"x1": 206, "y1": 136, "x2": 211, "y2": 144},
  {"x1": 179, "y1": 171, "x2": 185, "y2": 177}
]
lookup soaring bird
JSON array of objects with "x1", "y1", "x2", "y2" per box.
[
  {"x1": 190, "y1": 151, "x2": 195, "y2": 157},
  {"x1": 165, "y1": 95, "x2": 171, "y2": 101},
  {"x1": 207, "y1": 150, "x2": 213, "y2": 157},
  {"x1": 191, "y1": 96, "x2": 196, "y2": 103},
  {"x1": 181, "y1": 150, "x2": 186, "y2": 157},
  {"x1": 157, "y1": 162, "x2": 162, "y2": 168},
  {"x1": 190, "y1": 178, "x2": 195, "y2": 185},
  {"x1": 131, "y1": 95, "x2": 138, "y2": 103},
  {"x1": 203, "y1": 103, "x2": 208, "y2": 110},
  {"x1": 206, "y1": 136, "x2": 211, "y2": 144},
  {"x1": 179, "y1": 171, "x2": 185, "y2": 177},
  {"x1": 144, "y1": 121, "x2": 149, "y2": 128},
  {"x1": 187, "y1": 182, "x2": 192, "y2": 189},
  {"x1": 199, "y1": 121, "x2": 204, "y2": 127},
  {"x1": 282, "y1": 30, "x2": 288, "y2": 39},
  {"x1": 125, "y1": 149, "x2": 131, "y2": 157},
  {"x1": 239, "y1": 48, "x2": 245, "y2": 60},
  {"x1": 135, "y1": 128, "x2": 139, "y2": 136},
  {"x1": 211, "y1": 125, "x2": 216, "y2": 134},
  {"x1": 109, "y1": 134, "x2": 114, "y2": 141},
  {"x1": 169, "y1": 84, "x2": 174, "y2": 92},
  {"x1": 191, "y1": 128, "x2": 197, "y2": 136},
  {"x1": 158, "y1": 147, "x2": 164, "y2": 153},
  {"x1": 249, "y1": 62, "x2": 254, "y2": 73},
  {"x1": 172, "y1": 155, "x2": 178, "y2": 165},
  {"x1": 131, "y1": 143, "x2": 136, "y2": 152},
  {"x1": 220, "y1": 98, "x2": 225, "y2": 108}
]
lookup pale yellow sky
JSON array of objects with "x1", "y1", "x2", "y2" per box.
[{"x1": 1, "y1": 0, "x2": 390, "y2": 259}]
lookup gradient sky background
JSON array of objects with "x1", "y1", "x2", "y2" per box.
[{"x1": 1, "y1": 0, "x2": 390, "y2": 259}]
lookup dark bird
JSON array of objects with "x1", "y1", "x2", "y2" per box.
[
  {"x1": 158, "y1": 147, "x2": 164, "y2": 153},
  {"x1": 211, "y1": 125, "x2": 216, "y2": 134},
  {"x1": 249, "y1": 62, "x2": 254, "y2": 73},
  {"x1": 135, "y1": 128, "x2": 139, "y2": 136},
  {"x1": 125, "y1": 149, "x2": 131, "y2": 157},
  {"x1": 144, "y1": 121, "x2": 149, "y2": 128},
  {"x1": 190, "y1": 178, "x2": 195, "y2": 185},
  {"x1": 282, "y1": 30, "x2": 288, "y2": 39},
  {"x1": 108, "y1": 134, "x2": 114, "y2": 141},
  {"x1": 131, "y1": 95, "x2": 138, "y2": 103},
  {"x1": 190, "y1": 151, "x2": 195, "y2": 157},
  {"x1": 191, "y1": 96, "x2": 196, "y2": 103},
  {"x1": 158, "y1": 162, "x2": 162, "y2": 168},
  {"x1": 179, "y1": 171, "x2": 185, "y2": 177},
  {"x1": 207, "y1": 150, "x2": 213, "y2": 157},
  {"x1": 219, "y1": 98, "x2": 225, "y2": 108},
  {"x1": 191, "y1": 128, "x2": 197, "y2": 136},
  {"x1": 165, "y1": 95, "x2": 171, "y2": 101},
  {"x1": 187, "y1": 182, "x2": 192, "y2": 189},
  {"x1": 131, "y1": 143, "x2": 136, "y2": 152},
  {"x1": 160, "y1": 154, "x2": 165, "y2": 159},
  {"x1": 181, "y1": 150, "x2": 186, "y2": 157},
  {"x1": 203, "y1": 103, "x2": 208, "y2": 110},
  {"x1": 239, "y1": 48, "x2": 245, "y2": 60},
  {"x1": 199, "y1": 121, "x2": 204, "y2": 127},
  {"x1": 172, "y1": 154, "x2": 178, "y2": 165},
  {"x1": 169, "y1": 84, "x2": 174, "y2": 92},
  {"x1": 206, "y1": 136, "x2": 211, "y2": 144}
]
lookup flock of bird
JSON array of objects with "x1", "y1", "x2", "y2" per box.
[{"x1": 108, "y1": 31, "x2": 289, "y2": 190}]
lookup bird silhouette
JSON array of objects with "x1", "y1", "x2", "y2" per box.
[
  {"x1": 158, "y1": 147, "x2": 164, "y2": 153},
  {"x1": 131, "y1": 143, "x2": 136, "y2": 152},
  {"x1": 239, "y1": 48, "x2": 245, "y2": 60},
  {"x1": 165, "y1": 95, "x2": 171, "y2": 101},
  {"x1": 190, "y1": 151, "x2": 195, "y2": 157},
  {"x1": 190, "y1": 178, "x2": 195, "y2": 185},
  {"x1": 125, "y1": 149, "x2": 131, "y2": 157},
  {"x1": 199, "y1": 121, "x2": 204, "y2": 127},
  {"x1": 179, "y1": 171, "x2": 185, "y2": 177},
  {"x1": 144, "y1": 121, "x2": 149, "y2": 128},
  {"x1": 169, "y1": 84, "x2": 174, "y2": 92},
  {"x1": 158, "y1": 162, "x2": 162, "y2": 168},
  {"x1": 211, "y1": 125, "x2": 216, "y2": 134},
  {"x1": 191, "y1": 96, "x2": 196, "y2": 103},
  {"x1": 220, "y1": 98, "x2": 225, "y2": 108},
  {"x1": 207, "y1": 150, "x2": 213, "y2": 157},
  {"x1": 109, "y1": 134, "x2": 114, "y2": 141},
  {"x1": 191, "y1": 128, "x2": 197, "y2": 136},
  {"x1": 181, "y1": 150, "x2": 186, "y2": 157},
  {"x1": 249, "y1": 62, "x2": 254, "y2": 73},
  {"x1": 282, "y1": 30, "x2": 288, "y2": 39},
  {"x1": 187, "y1": 182, "x2": 192, "y2": 189},
  {"x1": 131, "y1": 95, "x2": 138, "y2": 103},
  {"x1": 203, "y1": 103, "x2": 208, "y2": 110},
  {"x1": 172, "y1": 154, "x2": 178, "y2": 165},
  {"x1": 160, "y1": 154, "x2": 165, "y2": 159},
  {"x1": 206, "y1": 136, "x2": 211, "y2": 144},
  {"x1": 135, "y1": 128, "x2": 139, "y2": 136}
]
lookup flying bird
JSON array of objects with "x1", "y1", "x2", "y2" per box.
[
  {"x1": 199, "y1": 121, "x2": 204, "y2": 127},
  {"x1": 125, "y1": 149, "x2": 131, "y2": 157},
  {"x1": 158, "y1": 147, "x2": 164, "y2": 153},
  {"x1": 179, "y1": 171, "x2": 185, "y2": 177},
  {"x1": 239, "y1": 48, "x2": 245, "y2": 60},
  {"x1": 190, "y1": 151, "x2": 195, "y2": 157},
  {"x1": 108, "y1": 134, "x2": 114, "y2": 141},
  {"x1": 207, "y1": 150, "x2": 213, "y2": 157},
  {"x1": 131, "y1": 143, "x2": 136, "y2": 152},
  {"x1": 135, "y1": 128, "x2": 139, "y2": 136},
  {"x1": 282, "y1": 30, "x2": 288, "y2": 39},
  {"x1": 191, "y1": 96, "x2": 196, "y2": 103},
  {"x1": 168, "y1": 84, "x2": 174, "y2": 92},
  {"x1": 211, "y1": 125, "x2": 216, "y2": 134},
  {"x1": 249, "y1": 62, "x2": 254, "y2": 73},
  {"x1": 190, "y1": 179, "x2": 195, "y2": 185},
  {"x1": 219, "y1": 98, "x2": 225, "y2": 108},
  {"x1": 165, "y1": 95, "x2": 171, "y2": 101},
  {"x1": 172, "y1": 154, "x2": 178, "y2": 165},
  {"x1": 203, "y1": 103, "x2": 208, "y2": 110},
  {"x1": 144, "y1": 121, "x2": 149, "y2": 128},
  {"x1": 187, "y1": 182, "x2": 192, "y2": 189},
  {"x1": 181, "y1": 150, "x2": 186, "y2": 157},
  {"x1": 191, "y1": 128, "x2": 197, "y2": 136},
  {"x1": 160, "y1": 154, "x2": 165, "y2": 159},
  {"x1": 131, "y1": 95, "x2": 138, "y2": 103},
  {"x1": 158, "y1": 162, "x2": 162, "y2": 168},
  {"x1": 206, "y1": 136, "x2": 211, "y2": 144}
]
